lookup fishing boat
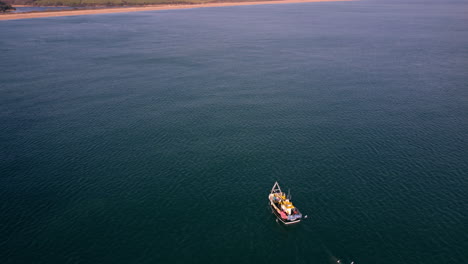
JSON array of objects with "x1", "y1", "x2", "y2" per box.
[{"x1": 268, "y1": 181, "x2": 302, "y2": 224}]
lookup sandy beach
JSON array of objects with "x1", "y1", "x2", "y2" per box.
[{"x1": 1, "y1": 0, "x2": 351, "y2": 21}]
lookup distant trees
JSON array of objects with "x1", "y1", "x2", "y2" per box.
[
  {"x1": 0, "y1": 1, "x2": 16, "y2": 12},
  {"x1": 0, "y1": 0, "x2": 219, "y2": 7}
]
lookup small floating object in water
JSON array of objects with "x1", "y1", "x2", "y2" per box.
[{"x1": 268, "y1": 181, "x2": 302, "y2": 225}]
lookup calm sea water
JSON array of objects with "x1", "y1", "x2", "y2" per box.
[
  {"x1": 12, "y1": 6, "x2": 116, "y2": 13},
  {"x1": 12, "y1": 6, "x2": 77, "y2": 13},
  {"x1": 1, "y1": 1, "x2": 467, "y2": 263}
]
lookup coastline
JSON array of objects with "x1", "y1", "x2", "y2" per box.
[{"x1": 1, "y1": 0, "x2": 352, "y2": 21}]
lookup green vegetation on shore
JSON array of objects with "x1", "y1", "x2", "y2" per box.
[
  {"x1": 1, "y1": 0, "x2": 16, "y2": 11},
  {"x1": 3, "y1": 0, "x2": 257, "y2": 7}
]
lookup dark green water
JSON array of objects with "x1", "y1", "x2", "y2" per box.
[{"x1": 1, "y1": 1, "x2": 467, "y2": 263}]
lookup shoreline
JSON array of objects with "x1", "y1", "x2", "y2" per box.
[{"x1": 1, "y1": 0, "x2": 352, "y2": 21}]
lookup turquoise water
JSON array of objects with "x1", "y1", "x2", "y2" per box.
[
  {"x1": 12, "y1": 6, "x2": 77, "y2": 13},
  {"x1": 11, "y1": 6, "x2": 118, "y2": 13},
  {"x1": 1, "y1": 1, "x2": 467, "y2": 263}
]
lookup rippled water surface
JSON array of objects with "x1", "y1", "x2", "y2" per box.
[
  {"x1": 1, "y1": 1, "x2": 467, "y2": 263},
  {"x1": 11, "y1": 6, "x2": 77, "y2": 13}
]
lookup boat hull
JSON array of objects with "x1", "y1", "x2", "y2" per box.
[
  {"x1": 268, "y1": 182, "x2": 302, "y2": 225},
  {"x1": 269, "y1": 202, "x2": 301, "y2": 225}
]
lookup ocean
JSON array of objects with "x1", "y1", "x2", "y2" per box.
[
  {"x1": 1, "y1": 0, "x2": 467, "y2": 263},
  {"x1": 11, "y1": 6, "x2": 76, "y2": 13}
]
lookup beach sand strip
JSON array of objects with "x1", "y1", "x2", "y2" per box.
[{"x1": 1, "y1": 0, "x2": 352, "y2": 21}]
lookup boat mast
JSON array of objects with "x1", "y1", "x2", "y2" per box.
[{"x1": 271, "y1": 181, "x2": 282, "y2": 194}]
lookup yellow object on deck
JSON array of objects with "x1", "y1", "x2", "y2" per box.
[{"x1": 281, "y1": 199, "x2": 295, "y2": 209}]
